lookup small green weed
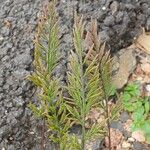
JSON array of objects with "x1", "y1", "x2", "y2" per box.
[{"x1": 122, "y1": 82, "x2": 150, "y2": 141}]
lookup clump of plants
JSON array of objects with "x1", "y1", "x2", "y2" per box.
[
  {"x1": 29, "y1": 0, "x2": 120, "y2": 149},
  {"x1": 28, "y1": 2, "x2": 70, "y2": 149},
  {"x1": 122, "y1": 82, "x2": 150, "y2": 141}
]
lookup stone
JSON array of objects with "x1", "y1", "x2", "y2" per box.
[
  {"x1": 112, "y1": 47, "x2": 137, "y2": 89},
  {"x1": 0, "y1": 35, "x2": 4, "y2": 43},
  {"x1": 115, "y1": 11, "x2": 124, "y2": 23},
  {"x1": 122, "y1": 141, "x2": 131, "y2": 148},
  {"x1": 110, "y1": 121, "x2": 124, "y2": 132},
  {"x1": 141, "y1": 63, "x2": 150, "y2": 74},
  {"x1": 133, "y1": 141, "x2": 147, "y2": 150},
  {"x1": 104, "y1": 15, "x2": 115, "y2": 26},
  {"x1": 85, "y1": 138, "x2": 103, "y2": 150},
  {"x1": 110, "y1": 1, "x2": 119, "y2": 14},
  {"x1": 120, "y1": 112, "x2": 130, "y2": 123},
  {"x1": 145, "y1": 84, "x2": 150, "y2": 92},
  {"x1": 146, "y1": 16, "x2": 150, "y2": 31},
  {"x1": 14, "y1": 53, "x2": 32, "y2": 66},
  {"x1": 7, "y1": 145, "x2": 15, "y2": 150},
  {"x1": 128, "y1": 137, "x2": 135, "y2": 142},
  {"x1": 102, "y1": 6, "x2": 106, "y2": 11},
  {"x1": 132, "y1": 130, "x2": 145, "y2": 142},
  {"x1": 100, "y1": 30, "x2": 110, "y2": 41}
]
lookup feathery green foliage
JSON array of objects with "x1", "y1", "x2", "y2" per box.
[
  {"x1": 85, "y1": 19, "x2": 122, "y2": 150},
  {"x1": 28, "y1": 1, "x2": 70, "y2": 149},
  {"x1": 29, "y1": 1, "x2": 121, "y2": 148},
  {"x1": 65, "y1": 14, "x2": 106, "y2": 150}
]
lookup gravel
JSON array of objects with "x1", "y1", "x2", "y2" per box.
[
  {"x1": 0, "y1": 0, "x2": 150, "y2": 149},
  {"x1": 0, "y1": 0, "x2": 44, "y2": 149}
]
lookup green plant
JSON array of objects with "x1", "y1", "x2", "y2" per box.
[
  {"x1": 28, "y1": 0, "x2": 121, "y2": 149},
  {"x1": 65, "y1": 16, "x2": 120, "y2": 150},
  {"x1": 122, "y1": 82, "x2": 150, "y2": 141},
  {"x1": 28, "y1": 1, "x2": 71, "y2": 149},
  {"x1": 85, "y1": 19, "x2": 121, "y2": 150},
  {"x1": 65, "y1": 14, "x2": 105, "y2": 150}
]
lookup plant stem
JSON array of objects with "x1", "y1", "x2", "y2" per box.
[
  {"x1": 99, "y1": 67, "x2": 111, "y2": 150},
  {"x1": 105, "y1": 99, "x2": 111, "y2": 150},
  {"x1": 81, "y1": 117, "x2": 85, "y2": 150},
  {"x1": 79, "y1": 38, "x2": 86, "y2": 150},
  {"x1": 41, "y1": 119, "x2": 45, "y2": 150}
]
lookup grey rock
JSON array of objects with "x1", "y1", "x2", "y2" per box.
[
  {"x1": 120, "y1": 112, "x2": 130, "y2": 123},
  {"x1": 125, "y1": 4, "x2": 135, "y2": 10},
  {"x1": 133, "y1": 142, "x2": 148, "y2": 150},
  {"x1": 110, "y1": 121, "x2": 124, "y2": 132},
  {"x1": 0, "y1": 47, "x2": 8, "y2": 56},
  {"x1": 109, "y1": 1, "x2": 119, "y2": 14},
  {"x1": 100, "y1": 30, "x2": 110, "y2": 41},
  {"x1": 13, "y1": 97, "x2": 24, "y2": 107},
  {"x1": 7, "y1": 145, "x2": 15, "y2": 150},
  {"x1": 6, "y1": 113, "x2": 17, "y2": 126},
  {"x1": 6, "y1": 43, "x2": 13, "y2": 49},
  {"x1": 0, "y1": 126, "x2": 11, "y2": 139},
  {"x1": 146, "y1": 16, "x2": 150, "y2": 31},
  {"x1": 112, "y1": 48, "x2": 137, "y2": 89},
  {"x1": 0, "y1": 35, "x2": 4, "y2": 44},
  {"x1": 14, "y1": 53, "x2": 32, "y2": 66},
  {"x1": 13, "y1": 69, "x2": 29, "y2": 79},
  {"x1": 86, "y1": 138, "x2": 103, "y2": 150},
  {"x1": 115, "y1": 11, "x2": 124, "y2": 23},
  {"x1": 1, "y1": 27, "x2": 10, "y2": 37},
  {"x1": 104, "y1": 15, "x2": 115, "y2": 26},
  {"x1": 110, "y1": 121, "x2": 131, "y2": 138}
]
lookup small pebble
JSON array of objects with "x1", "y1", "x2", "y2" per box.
[
  {"x1": 145, "y1": 84, "x2": 150, "y2": 92},
  {"x1": 141, "y1": 63, "x2": 150, "y2": 74},
  {"x1": 110, "y1": 1, "x2": 119, "y2": 14},
  {"x1": 128, "y1": 137, "x2": 135, "y2": 142},
  {"x1": 29, "y1": 131, "x2": 35, "y2": 135},
  {"x1": 102, "y1": 6, "x2": 106, "y2": 11},
  {"x1": 9, "y1": 137, "x2": 13, "y2": 140},
  {"x1": 0, "y1": 35, "x2": 4, "y2": 41},
  {"x1": 120, "y1": 112, "x2": 129, "y2": 123},
  {"x1": 122, "y1": 141, "x2": 131, "y2": 148},
  {"x1": 132, "y1": 130, "x2": 145, "y2": 142},
  {"x1": 133, "y1": 141, "x2": 146, "y2": 150},
  {"x1": 145, "y1": 17, "x2": 150, "y2": 31}
]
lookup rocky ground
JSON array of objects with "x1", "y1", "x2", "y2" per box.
[{"x1": 0, "y1": 0, "x2": 150, "y2": 150}]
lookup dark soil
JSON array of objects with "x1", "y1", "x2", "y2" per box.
[{"x1": 0, "y1": 0, "x2": 150, "y2": 149}]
